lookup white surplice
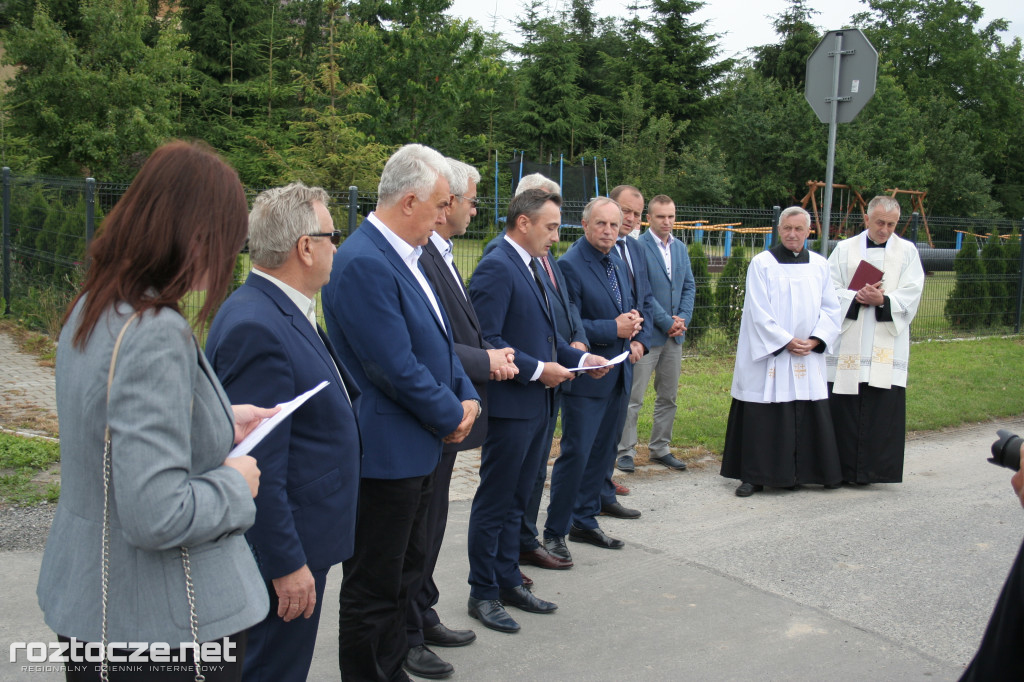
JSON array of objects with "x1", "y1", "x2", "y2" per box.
[
  {"x1": 731, "y1": 248, "x2": 842, "y2": 404},
  {"x1": 825, "y1": 232, "x2": 924, "y2": 390}
]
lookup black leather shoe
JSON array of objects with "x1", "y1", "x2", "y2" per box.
[
  {"x1": 403, "y1": 645, "x2": 454, "y2": 679},
  {"x1": 650, "y1": 453, "x2": 687, "y2": 470},
  {"x1": 520, "y1": 546, "x2": 573, "y2": 570},
  {"x1": 467, "y1": 597, "x2": 520, "y2": 633},
  {"x1": 615, "y1": 454, "x2": 635, "y2": 472},
  {"x1": 735, "y1": 482, "x2": 763, "y2": 497},
  {"x1": 499, "y1": 584, "x2": 558, "y2": 614},
  {"x1": 422, "y1": 622, "x2": 476, "y2": 648},
  {"x1": 824, "y1": 482, "x2": 842, "y2": 489},
  {"x1": 568, "y1": 525, "x2": 624, "y2": 549},
  {"x1": 542, "y1": 535, "x2": 573, "y2": 563},
  {"x1": 600, "y1": 501, "x2": 641, "y2": 519}
]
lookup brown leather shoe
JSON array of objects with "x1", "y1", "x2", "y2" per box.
[
  {"x1": 519, "y1": 571, "x2": 533, "y2": 588},
  {"x1": 612, "y1": 479, "x2": 631, "y2": 496},
  {"x1": 519, "y1": 547, "x2": 572, "y2": 570}
]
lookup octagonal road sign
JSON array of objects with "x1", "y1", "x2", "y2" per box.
[{"x1": 805, "y1": 28, "x2": 878, "y2": 124}]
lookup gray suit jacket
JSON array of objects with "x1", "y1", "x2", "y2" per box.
[{"x1": 38, "y1": 299, "x2": 269, "y2": 643}]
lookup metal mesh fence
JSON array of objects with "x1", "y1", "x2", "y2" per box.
[{"x1": 2, "y1": 170, "x2": 1022, "y2": 354}]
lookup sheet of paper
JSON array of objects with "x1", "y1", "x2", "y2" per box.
[
  {"x1": 568, "y1": 350, "x2": 630, "y2": 372},
  {"x1": 228, "y1": 380, "x2": 329, "y2": 458}
]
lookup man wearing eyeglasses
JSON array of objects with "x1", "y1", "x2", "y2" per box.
[
  {"x1": 405, "y1": 158, "x2": 517, "y2": 679},
  {"x1": 205, "y1": 182, "x2": 361, "y2": 682}
]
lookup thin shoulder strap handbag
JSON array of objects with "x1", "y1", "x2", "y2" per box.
[{"x1": 100, "y1": 312, "x2": 205, "y2": 682}]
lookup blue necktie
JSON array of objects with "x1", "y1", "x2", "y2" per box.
[{"x1": 604, "y1": 256, "x2": 622, "y2": 312}]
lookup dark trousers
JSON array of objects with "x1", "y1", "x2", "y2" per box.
[
  {"x1": 406, "y1": 450, "x2": 459, "y2": 648},
  {"x1": 960, "y1": 537, "x2": 1024, "y2": 681},
  {"x1": 59, "y1": 633, "x2": 246, "y2": 681},
  {"x1": 546, "y1": 390, "x2": 627, "y2": 536},
  {"x1": 243, "y1": 567, "x2": 329, "y2": 682},
  {"x1": 520, "y1": 394, "x2": 562, "y2": 552},
  {"x1": 339, "y1": 474, "x2": 434, "y2": 682},
  {"x1": 468, "y1": 413, "x2": 551, "y2": 600}
]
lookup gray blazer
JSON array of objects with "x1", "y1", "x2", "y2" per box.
[{"x1": 37, "y1": 299, "x2": 269, "y2": 644}]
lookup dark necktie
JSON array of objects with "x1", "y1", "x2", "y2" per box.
[
  {"x1": 603, "y1": 256, "x2": 622, "y2": 312},
  {"x1": 530, "y1": 259, "x2": 551, "y2": 312},
  {"x1": 617, "y1": 240, "x2": 635, "y2": 292}
]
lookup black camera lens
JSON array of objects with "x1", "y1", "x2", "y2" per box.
[{"x1": 990, "y1": 429, "x2": 1022, "y2": 471}]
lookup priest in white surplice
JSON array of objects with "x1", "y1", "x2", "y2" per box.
[
  {"x1": 826, "y1": 195, "x2": 924, "y2": 484},
  {"x1": 721, "y1": 207, "x2": 843, "y2": 497}
]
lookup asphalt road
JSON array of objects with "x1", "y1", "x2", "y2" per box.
[{"x1": 3, "y1": 417, "x2": 1023, "y2": 681}]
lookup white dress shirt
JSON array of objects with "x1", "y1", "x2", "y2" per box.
[{"x1": 368, "y1": 212, "x2": 446, "y2": 329}]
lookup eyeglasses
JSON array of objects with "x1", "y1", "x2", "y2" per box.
[
  {"x1": 453, "y1": 195, "x2": 479, "y2": 209},
  {"x1": 305, "y1": 231, "x2": 343, "y2": 246}
]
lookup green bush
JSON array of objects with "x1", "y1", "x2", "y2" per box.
[
  {"x1": 980, "y1": 233, "x2": 1006, "y2": 327},
  {"x1": 715, "y1": 245, "x2": 749, "y2": 341},
  {"x1": 1003, "y1": 228, "x2": 1021, "y2": 327},
  {"x1": 945, "y1": 239, "x2": 985, "y2": 329},
  {"x1": 686, "y1": 240, "x2": 713, "y2": 346}
]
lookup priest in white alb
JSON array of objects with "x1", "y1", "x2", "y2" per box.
[
  {"x1": 721, "y1": 207, "x2": 843, "y2": 497},
  {"x1": 826, "y1": 195, "x2": 925, "y2": 484}
]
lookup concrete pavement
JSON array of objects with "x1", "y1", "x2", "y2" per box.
[{"x1": 3, "y1": 417, "x2": 1024, "y2": 681}]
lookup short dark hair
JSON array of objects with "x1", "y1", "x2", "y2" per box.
[
  {"x1": 506, "y1": 189, "x2": 561, "y2": 231},
  {"x1": 648, "y1": 194, "x2": 674, "y2": 209},
  {"x1": 610, "y1": 185, "x2": 642, "y2": 202},
  {"x1": 66, "y1": 140, "x2": 248, "y2": 347}
]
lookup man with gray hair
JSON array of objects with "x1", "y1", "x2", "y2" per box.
[
  {"x1": 206, "y1": 182, "x2": 361, "y2": 681},
  {"x1": 405, "y1": 158, "x2": 517, "y2": 679},
  {"x1": 544, "y1": 196, "x2": 649, "y2": 556},
  {"x1": 323, "y1": 144, "x2": 481, "y2": 681},
  {"x1": 826, "y1": 196, "x2": 924, "y2": 485},
  {"x1": 720, "y1": 206, "x2": 843, "y2": 496}
]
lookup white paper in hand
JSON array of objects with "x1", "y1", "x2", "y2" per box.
[
  {"x1": 568, "y1": 350, "x2": 630, "y2": 372},
  {"x1": 228, "y1": 380, "x2": 329, "y2": 458}
]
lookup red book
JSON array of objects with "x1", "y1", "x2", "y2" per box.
[{"x1": 848, "y1": 260, "x2": 884, "y2": 291}]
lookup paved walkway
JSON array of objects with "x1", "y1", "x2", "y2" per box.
[{"x1": 4, "y1": 418, "x2": 1024, "y2": 681}]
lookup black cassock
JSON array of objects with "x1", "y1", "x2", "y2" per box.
[{"x1": 827, "y1": 383, "x2": 906, "y2": 484}]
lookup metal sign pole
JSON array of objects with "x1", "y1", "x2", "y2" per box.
[{"x1": 821, "y1": 32, "x2": 843, "y2": 257}]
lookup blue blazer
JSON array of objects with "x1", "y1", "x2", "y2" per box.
[
  {"x1": 638, "y1": 230, "x2": 696, "y2": 346},
  {"x1": 488, "y1": 232, "x2": 588, "y2": 349},
  {"x1": 206, "y1": 274, "x2": 362, "y2": 580},
  {"x1": 419, "y1": 238, "x2": 492, "y2": 452},
  {"x1": 470, "y1": 239, "x2": 585, "y2": 420},
  {"x1": 322, "y1": 219, "x2": 478, "y2": 479},
  {"x1": 558, "y1": 238, "x2": 651, "y2": 399}
]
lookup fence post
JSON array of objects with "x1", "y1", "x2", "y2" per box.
[
  {"x1": 85, "y1": 177, "x2": 95, "y2": 258},
  {"x1": 695, "y1": 222, "x2": 703, "y2": 244},
  {"x1": 724, "y1": 230, "x2": 732, "y2": 259},
  {"x1": 2, "y1": 166, "x2": 10, "y2": 315},
  {"x1": 347, "y1": 186, "x2": 358, "y2": 236},
  {"x1": 955, "y1": 231, "x2": 963, "y2": 251},
  {"x1": 909, "y1": 211, "x2": 919, "y2": 245},
  {"x1": 770, "y1": 205, "x2": 780, "y2": 249},
  {"x1": 1016, "y1": 223, "x2": 1024, "y2": 334}
]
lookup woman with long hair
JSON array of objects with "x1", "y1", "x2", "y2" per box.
[{"x1": 37, "y1": 141, "x2": 274, "y2": 681}]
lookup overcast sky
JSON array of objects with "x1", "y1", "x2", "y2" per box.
[{"x1": 449, "y1": 0, "x2": 1024, "y2": 60}]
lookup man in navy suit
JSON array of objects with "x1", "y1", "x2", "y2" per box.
[
  {"x1": 544, "y1": 197, "x2": 650, "y2": 559},
  {"x1": 467, "y1": 189, "x2": 608, "y2": 634},
  {"x1": 509, "y1": 175, "x2": 591, "y2": 575},
  {"x1": 205, "y1": 182, "x2": 362, "y2": 682},
  {"x1": 405, "y1": 158, "x2": 517, "y2": 679},
  {"x1": 323, "y1": 144, "x2": 481, "y2": 682},
  {"x1": 617, "y1": 194, "x2": 695, "y2": 474}
]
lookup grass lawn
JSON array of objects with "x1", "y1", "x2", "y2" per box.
[
  {"x1": 0, "y1": 432, "x2": 60, "y2": 506},
  {"x1": 637, "y1": 336, "x2": 1024, "y2": 459}
]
